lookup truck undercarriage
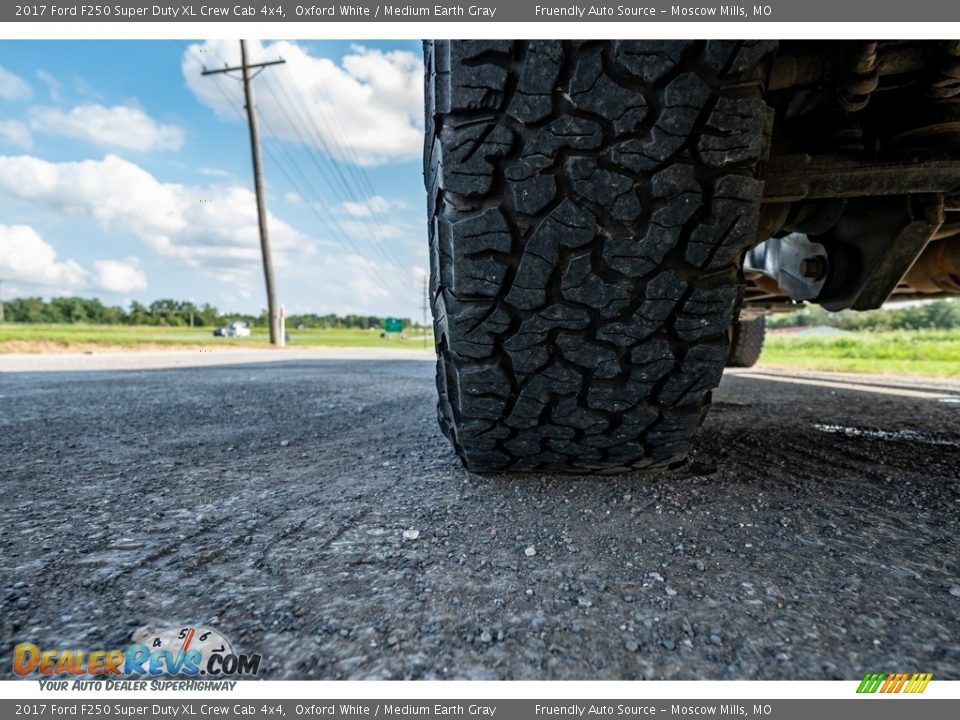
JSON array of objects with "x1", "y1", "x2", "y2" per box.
[{"x1": 744, "y1": 41, "x2": 960, "y2": 316}]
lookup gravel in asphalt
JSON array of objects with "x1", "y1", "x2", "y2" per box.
[{"x1": 1, "y1": 355, "x2": 958, "y2": 679}]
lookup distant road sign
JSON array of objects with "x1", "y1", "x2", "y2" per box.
[{"x1": 384, "y1": 318, "x2": 404, "y2": 333}]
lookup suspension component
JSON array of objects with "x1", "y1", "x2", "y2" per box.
[
  {"x1": 927, "y1": 40, "x2": 960, "y2": 99},
  {"x1": 744, "y1": 234, "x2": 830, "y2": 301},
  {"x1": 903, "y1": 236, "x2": 960, "y2": 293},
  {"x1": 837, "y1": 42, "x2": 880, "y2": 112}
]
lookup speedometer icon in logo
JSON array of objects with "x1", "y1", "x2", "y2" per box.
[
  {"x1": 128, "y1": 625, "x2": 236, "y2": 675},
  {"x1": 127, "y1": 624, "x2": 261, "y2": 676},
  {"x1": 146, "y1": 626, "x2": 233, "y2": 659}
]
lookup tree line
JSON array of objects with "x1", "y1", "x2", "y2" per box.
[
  {"x1": 768, "y1": 299, "x2": 960, "y2": 331},
  {"x1": 0, "y1": 296, "x2": 415, "y2": 330},
  {"x1": 8, "y1": 294, "x2": 956, "y2": 332}
]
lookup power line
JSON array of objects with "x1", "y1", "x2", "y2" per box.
[
  {"x1": 273, "y1": 73, "x2": 414, "y2": 272},
  {"x1": 186, "y1": 40, "x2": 419, "y2": 312},
  {"x1": 312, "y1": 76, "x2": 401, "y2": 222},
  {"x1": 201, "y1": 42, "x2": 415, "y2": 297},
  {"x1": 258, "y1": 79, "x2": 399, "y2": 260},
  {"x1": 207, "y1": 73, "x2": 413, "y2": 304},
  {"x1": 257, "y1": 73, "x2": 413, "y2": 277},
  {"x1": 207, "y1": 68, "x2": 415, "y2": 302},
  {"x1": 258, "y1": 124, "x2": 415, "y2": 301}
]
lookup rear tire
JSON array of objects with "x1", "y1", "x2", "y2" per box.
[
  {"x1": 424, "y1": 40, "x2": 775, "y2": 473},
  {"x1": 727, "y1": 317, "x2": 767, "y2": 368}
]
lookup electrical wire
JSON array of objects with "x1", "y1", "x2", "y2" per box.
[
  {"x1": 206, "y1": 40, "x2": 417, "y2": 300},
  {"x1": 257, "y1": 73, "x2": 414, "y2": 279},
  {"x1": 183, "y1": 40, "x2": 418, "y2": 307}
]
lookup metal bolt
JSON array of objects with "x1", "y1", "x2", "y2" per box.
[{"x1": 800, "y1": 256, "x2": 828, "y2": 280}]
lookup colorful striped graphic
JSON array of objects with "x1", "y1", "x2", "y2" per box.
[{"x1": 857, "y1": 672, "x2": 933, "y2": 694}]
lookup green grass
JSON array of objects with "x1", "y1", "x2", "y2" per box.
[
  {"x1": 3, "y1": 324, "x2": 959, "y2": 377},
  {"x1": 0, "y1": 323, "x2": 433, "y2": 352},
  {"x1": 760, "y1": 329, "x2": 960, "y2": 377}
]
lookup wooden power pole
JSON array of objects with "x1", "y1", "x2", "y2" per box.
[{"x1": 203, "y1": 41, "x2": 286, "y2": 346}]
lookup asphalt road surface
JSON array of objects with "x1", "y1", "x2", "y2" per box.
[{"x1": 1, "y1": 350, "x2": 958, "y2": 680}]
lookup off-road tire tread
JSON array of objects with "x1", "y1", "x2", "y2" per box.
[
  {"x1": 424, "y1": 40, "x2": 775, "y2": 472},
  {"x1": 727, "y1": 316, "x2": 767, "y2": 368}
]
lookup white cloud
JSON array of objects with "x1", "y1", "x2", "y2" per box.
[
  {"x1": 30, "y1": 104, "x2": 185, "y2": 152},
  {"x1": 72, "y1": 75, "x2": 105, "y2": 102},
  {"x1": 0, "y1": 225, "x2": 149, "y2": 295},
  {"x1": 0, "y1": 66, "x2": 31, "y2": 101},
  {"x1": 285, "y1": 191, "x2": 302, "y2": 205},
  {"x1": 342, "y1": 195, "x2": 405, "y2": 217},
  {"x1": 0, "y1": 154, "x2": 312, "y2": 276},
  {"x1": 94, "y1": 258, "x2": 147, "y2": 294},
  {"x1": 0, "y1": 224, "x2": 87, "y2": 290},
  {"x1": 35, "y1": 70, "x2": 61, "y2": 102},
  {"x1": 315, "y1": 253, "x2": 392, "y2": 307},
  {"x1": 198, "y1": 166, "x2": 231, "y2": 178},
  {"x1": 182, "y1": 40, "x2": 423, "y2": 166},
  {"x1": 0, "y1": 120, "x2": 32, "y2": 149}
]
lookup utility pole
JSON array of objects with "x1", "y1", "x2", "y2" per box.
[
  {"x1": 0, "y1": 278, "x2": 5, "y2": 324},
  {"x1": 203, "y1": 41, "x2": 286, "y2": 346}
]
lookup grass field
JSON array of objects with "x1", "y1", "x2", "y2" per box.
[
  {"x1": 0, "y1": 324, "x2": 433, "y2": 352},
  {"x1": 760, "y1": 329, "x2": 960, "y2": 377},
  {"x1": 2, "y1": 324, "x2": 959, "y2": 378}
]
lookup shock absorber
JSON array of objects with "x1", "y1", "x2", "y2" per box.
[
  {"x1": 837, "y1": 41, "x2": 880, "y2": 112},
  {"x1": 927, "y1": 40, "x2": 960, "y2": 99}
]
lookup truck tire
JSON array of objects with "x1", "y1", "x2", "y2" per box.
[
  {"x1": 727, "y1": 317, "x2": 767, "y2": 368},
  {"x1": 424, "y1": 40, "x2": 775, "y2": 473}
]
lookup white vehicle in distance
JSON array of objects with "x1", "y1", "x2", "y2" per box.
[{"x1": 212, "y1": 321, "x2": 252, "y2": 338}]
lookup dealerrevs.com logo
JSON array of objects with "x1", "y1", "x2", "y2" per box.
[{"x1": 14, "y1": 626, "x2": 261, "y2": 679}]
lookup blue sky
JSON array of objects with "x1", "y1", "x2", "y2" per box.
[{"x1": 0, "y1": 40, "x2": 428, "y2": 317}]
